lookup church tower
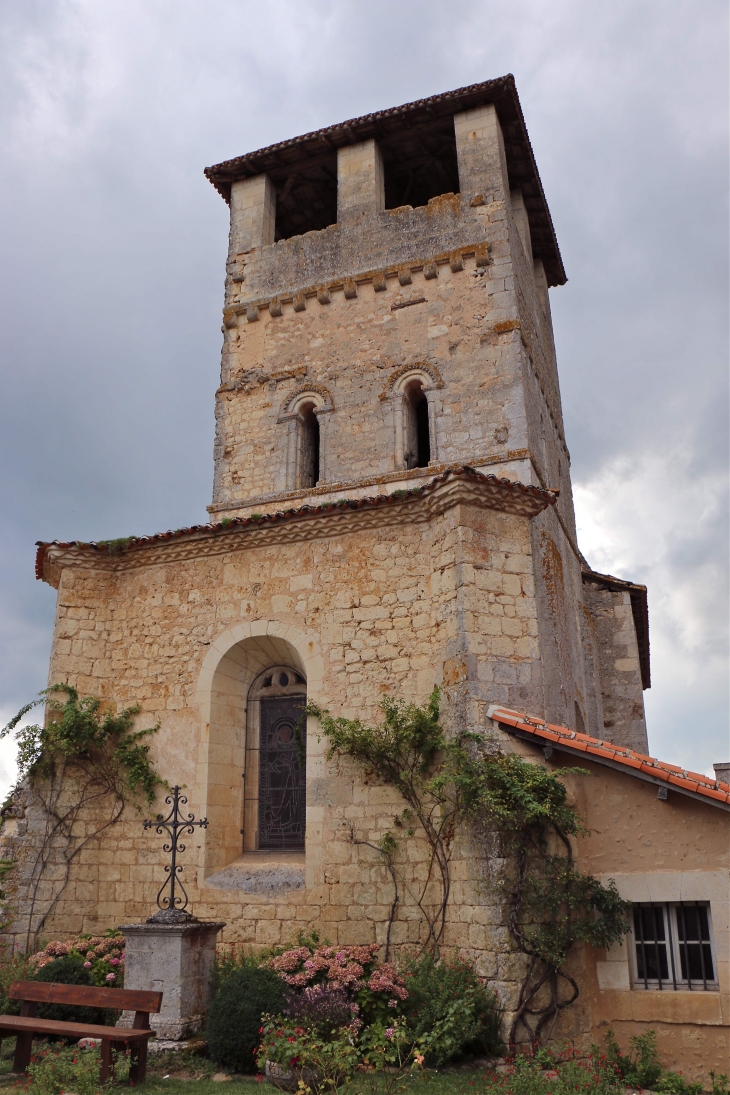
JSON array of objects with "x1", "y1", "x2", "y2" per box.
[{"x1": 204, "y1": 74, "x2": 648, "y2": 751}]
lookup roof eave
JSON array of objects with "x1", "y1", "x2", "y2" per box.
[
  {"x1": 204, "y1": 75, "x2": 566, "y2": 287},
  {"x1": 501, "y1": 725, "x2": 730, "y2": 813}
]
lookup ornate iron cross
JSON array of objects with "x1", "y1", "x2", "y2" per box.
[{"x1": 143, "y1": 786, "x2": 208, "y2": 916}]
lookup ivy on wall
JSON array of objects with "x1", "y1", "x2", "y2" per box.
[
  {"x1": 304, "y1": 688, "x2": 629, "y2": 1047},
  {"x1": 1, "y1": 684, "x2": 164, "y2": 950}
]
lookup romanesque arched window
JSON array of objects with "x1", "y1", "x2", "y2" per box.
[
  {"x1": 279, "y1": 387, "x2": 333, "y2": 492},
  {"x1": 382, "y1": 364, "x2": 443, "y2": 471},
  {"x1": 245, "y1": 666, "x2": 307, "y2": 852},
  {"x1": 404, "y1": 379, "x2": 431, "y2": 468},
  {"x1": 298, "y1": 402, "x2": 320, "y2": 488}
]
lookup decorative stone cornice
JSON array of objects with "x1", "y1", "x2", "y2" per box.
[
  {"x1": 222, "y1": 245, "x2": 490, "y2": 328},
  {"x1": 36, "y1": 467, "x2": 557, "y2": 589}
]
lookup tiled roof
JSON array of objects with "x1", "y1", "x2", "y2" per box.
[
  {"x1": 487, "y1": 705, "x2": 730, "y2": 812},
  {"x1": 35, "y1": 466, "x2": 557, "y2": 582}
]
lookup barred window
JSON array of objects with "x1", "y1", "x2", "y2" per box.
[{"x1": 632, "y1": 902, "x2": 717, "y2": 991}]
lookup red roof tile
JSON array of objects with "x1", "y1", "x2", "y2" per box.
[{"x1": 487, "y1": 706, "x2": 730, "y2": 811}]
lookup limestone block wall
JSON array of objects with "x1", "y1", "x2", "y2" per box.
[
  {"x1": 582, "y1": 581, "x2": 648, "y2": 752},
  {"x1": 6, "y1": 486, "x2": 550, "y2": 1021},
  {"x1": 214, "y1": 239, "x2": 533, "y2": 512}
]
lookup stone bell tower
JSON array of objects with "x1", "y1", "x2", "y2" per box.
[
  {"x1": 204, "y1": 74, "x2": 648, "y2": 748},
  {"x1": 25, "y1": 74, "x2": 649, "y2": 965}
]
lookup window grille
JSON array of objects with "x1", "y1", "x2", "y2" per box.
[{"x1": 632, "y1": 902, "x2": 717, "y2": 991}]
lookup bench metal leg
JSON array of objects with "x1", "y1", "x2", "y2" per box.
[
  {"x1": 100, "y1": 1040, "x2": 113, "y2": 1085},
  {"x1": 12, "y1": 1032, "x2": 33, "y2": 1073},
  {"x1": 129, "y1": 1039, "x2": 148, "y2": 1086}
]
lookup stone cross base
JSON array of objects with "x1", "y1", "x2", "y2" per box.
[{"x1": 118, "y1": 912, "x2": 225, "y2": 1041}]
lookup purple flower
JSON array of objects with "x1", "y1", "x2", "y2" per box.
[{"x1": 385, "y1": 1028, "x2": 395, "y2": 1039}]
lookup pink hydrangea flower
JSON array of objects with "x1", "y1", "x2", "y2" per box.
[
  {"x1": 83, "y1": 962, "x2": 92, "y2": 969},
  {"x1": 105, "y1": 973, "x2": 115, "y2": 982},
  {"x1": 109, "y1": 958, "x2": 119, "y2": 966}
]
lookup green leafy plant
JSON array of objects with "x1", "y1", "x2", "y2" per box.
[
  {"x1": 95, "y1": 537, "x2": 134, "y2": 554},
  {"x1": 306, "y1": 689, "x2": 630, "y2": 1047},
  {"x1": 604, "y1": 1028, "x2": 705, "y2": 1093},
  {"x1": 478, "y1": 1048, "x2": 625, "y2": 1093},
  {"x1": 0, "y1": 947, "x2": 31, "y2": 1015},
  {"x1": 358, "y1": 1017, "x2": 426, "y2": 1095},
  {"x1": 604, "y1": 1028, "x2": 661, "y2": 1089},
  {"x1": 206, "y1": 965, "x2": 287, "y2": 1073},
  {"x1": 711, "y1": 1072, "x2": 730, "y2": 1095},
  {"x1": 400, "y1": 953, "x2": 501, "y2": 1065},
  {"x1": 257, "y1": 1012, "x2": 362, "y2": 1093},
  {"x1": 1, "y1": 685, "x2": 164, "y2": 950},
  {"x1": 27, "y1": 1043, "x2": 119, "y2": 1095},
  {"x1": 656, "y1": 1071, "x2": 703, "y2": 1094}
]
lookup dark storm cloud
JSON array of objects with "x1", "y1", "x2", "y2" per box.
[{"x1": 0, "y1": 0, "x2": 727, "y2": 783}]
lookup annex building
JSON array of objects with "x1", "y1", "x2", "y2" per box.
[{"x1": 3, "y1": 76, "x2": 728, "y2": 1079}]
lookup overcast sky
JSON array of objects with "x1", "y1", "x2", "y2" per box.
[{"x1": 0, "y1": 0, "x2": 727, "y2": 792}]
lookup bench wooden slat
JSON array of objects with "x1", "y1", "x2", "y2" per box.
[
  {"x1": 1, "y1": 979, "x2": 161, "y2": 1085},
  {"x1": 0, "y1": 1016, "x2": 151, "y2": 1041},
  {"x1": 9, "y1": 981, "x2": 162, "y2": 1013}
]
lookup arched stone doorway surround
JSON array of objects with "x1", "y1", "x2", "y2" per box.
[{"x1": 191, "y1": 621, "x2": 325, "y2": 888}]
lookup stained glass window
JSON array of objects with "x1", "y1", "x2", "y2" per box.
[{"x1": 258, "y1": 694, "x2": 306, "y2": 850}]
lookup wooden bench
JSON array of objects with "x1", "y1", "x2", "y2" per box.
[{"x1": 0, "y1": 981, "x2": 163, "y2": 1085}]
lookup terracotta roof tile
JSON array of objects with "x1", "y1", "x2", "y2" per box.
[
  {"x1": 35, "y1": 466, "x2": 557, "y2": 582},
  {"x1": 487, "y1": 706, "x2": 730, "y2": 810}
]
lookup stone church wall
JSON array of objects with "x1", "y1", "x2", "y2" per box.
[{"x1": 4, "y1": 486, "x2": 553, "y2": 1029}]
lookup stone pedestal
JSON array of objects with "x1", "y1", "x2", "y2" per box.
[{"x1": 119, "y1": 911, "x2": 225, "y2": 1040}]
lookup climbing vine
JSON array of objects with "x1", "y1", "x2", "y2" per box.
[
  {"x1": 1, "y1": 684, "x2": 164, "y2": 950},
  {"x1": 305, "y1": 688, "x2": 629, "y2": 1048}
]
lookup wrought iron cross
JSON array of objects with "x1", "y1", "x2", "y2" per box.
[{"x1": 143, "y1": 786, "x2": 208, "y2": 915}]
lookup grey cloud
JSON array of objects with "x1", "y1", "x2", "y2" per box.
[{"x1": 0, "y1": 0, "x2": 727, "y2": 777}]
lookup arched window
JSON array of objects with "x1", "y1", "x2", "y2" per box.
[
  {"x1": 404, "y1": 380, "x2": 431, "y2": 469},
  {"x1": 298, "y1": 402, "x2": 320, "y2": 488},
  {"x1": 280, "y1": 388, "x2": 332, "y2": 492},
  {"x1": 245, "y1": 666, "x2": 307, "y2": 852}
]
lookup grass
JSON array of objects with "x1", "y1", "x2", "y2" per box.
[{"x1": 0, "y1": 1042, "x2": 506, "y2": 1095}]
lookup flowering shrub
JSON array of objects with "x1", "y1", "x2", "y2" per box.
[
  {"x1": 26, "y1": 1043, "x2": 119, "y2": 1095},
  {"x1": 265, "y1": 942, "x2": 407, "y2": 1023},
  {"x1": 257, "y1": 1014, "x2": 361, "y2": 1093},
  {"x1": 29, "y1": 931, "x2": 125, "y2": 988},
  {"x1": 359, "y1": 1017, "x2": 426, "y2": 1094},
  {"x1": 284, "y1": 984, "x2": 360, "y2": 1034}
]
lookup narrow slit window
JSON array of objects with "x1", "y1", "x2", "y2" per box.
[
  {"x1": 405, "y1": 381, "x2": 431, "y2": 469},
  {"x1": 298, "y1": 403, "x2": 320, "y2": 488}
]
